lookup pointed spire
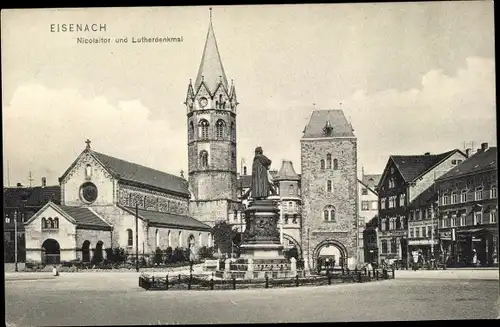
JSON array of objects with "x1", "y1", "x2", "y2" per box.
[{"x1": 195, "y1": 8, "x2": 229, "y2": 92}]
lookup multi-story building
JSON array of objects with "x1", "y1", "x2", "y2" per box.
[
  {"x1": 407, "y1": 185, "x2": 439, "y2": 261},
  {"x1": 300, "y1": 109, "x2": 358, "y2": 270},
  {"x1": 362, "y1": 216, "x2": 379, "y2": 264},
  {"x1": 435, "y1": 143, "x2": 498, "y2": 267},
  {"x1": 186, "y1": 13, "x2": 239, "y2": 226},
  {"x1": 3, "y1": 180, "x2": 60, "y2": 262},
  {"x1": 357, "y1": 171, "x2": 381, "y2": 263},
  {"x1": 377, "y1": 149, "x2": 467, "y2": 265}
]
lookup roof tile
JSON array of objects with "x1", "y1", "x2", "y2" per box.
[
  {"x1": 437, "y1": 147, "x2": 497, "y2": 181},
  {"x1": 59, "y1": 205, "x2": 111, "y2": 229},
  {"x1": 302, "y1": 110, "x2": 355, "y2": 139}
]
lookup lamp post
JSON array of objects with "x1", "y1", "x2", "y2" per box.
[{"x1": 14, "y1": 209, "x2": 18, "y2": 272}]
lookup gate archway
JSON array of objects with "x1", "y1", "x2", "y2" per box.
[
  {"x1": 283, "y1": 234, "x2": 302, "y2": 258},
  {"x1": 312, "y1": 239, "x2": 348, "y2": 270},
  {"x1": 41, "y1": 239, "x2": 60, "y2": 264}
]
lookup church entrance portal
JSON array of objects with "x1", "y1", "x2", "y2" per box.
[
  {"x1": 41, "y1": 239, "x2": 60, "y2": 264},
  {"x1": 312, "y1": 240, "x2": 348, "y2": 272},
  {"x1": 82, "y1": 240, "x2": 91, "y2": 262}
]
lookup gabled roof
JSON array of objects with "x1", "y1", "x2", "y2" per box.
[
  {"x1": 92, "y1": 151, "x2": 189, "y2": 196},
  {"x1": 408, "y1": 184, "x2": 438, "y2": 209},
  {"x1": 119, "y1": 205, "x2": 212, "y2": 231},
  {"x1": 24, "y1": 202, "x2": 111, "y2": 230},
  {"x1": 3, "y1": 185, "x2": 61, "y2": 208},
  {"x1": 302, "y1": 110, "x2": 355, "y2": 139},
  {"x1": 362, "y1": 174, "x2": 382, "y2": 189},
  {"x1": 194, "y1": 18, "x2": 228, "y2": 93},
  {"x1": 389, "y1": 149, "x2": 460, "y2": 183},
  {"x1": 59, "y1": 206, "x2": 112, "y2": 229},
  {"x1": 60, "y1": 148, "x2": 189, "y2": 196},
  {"x1": 437, "y1": 147, "x2": 497, "y2": 181},
  {"x1": 275, "y1": 160, "x2": 300, "y2": 181}
]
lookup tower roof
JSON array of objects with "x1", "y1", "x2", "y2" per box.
[
  {"x1": 302, "y1": 110, "x2": 355, "y2": 139},
  {"x1": 195, "y1": 11, "x2": 228, "y2": 93},
  {"x1": 275, "y1": 160, "x2": 300, "y2": 181}
]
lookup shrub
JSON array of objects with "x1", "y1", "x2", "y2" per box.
[
  {"x1": 198, "y1": 246, "x2": 215, "y2": 260},
  {"x1": 154, "y1": 247, "x2": 163, "y2": 266},
  {"x1": 164, "y1": 246, "x2": 173, "y2": 264},
  {"x1": 172, "y1": 247, "x2": 187, "y2": 263}
]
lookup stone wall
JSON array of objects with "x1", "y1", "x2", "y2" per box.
[
  {"x1": 189, "y1": 199, "x2": 231, "y2": 226},
  {"x1": 117, "y1": 184, "x2": 188, "y2": 216},
  {"x1": 300, "y1": 138, "x2": 358, "y2": 270},
  {"x1": 25, "y1": 205, "x2": 78, "y2": 263},
  {"x1": 75, "y1": 228, "x2": 112, "y2": 260},
  {"x1": 61, "y1": 152, "x2": 115, "y2": 206}
]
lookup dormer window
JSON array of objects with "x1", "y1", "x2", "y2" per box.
[{"x1": 323, "y1": 120, "x2": 333, "y2": 136}]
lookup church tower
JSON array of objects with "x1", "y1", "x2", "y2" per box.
[{"x1": 186, "y1": 9, "x2": 239, "y2": 226}]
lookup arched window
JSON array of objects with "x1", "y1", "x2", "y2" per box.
[
  {"x1": 178, "y1": 231, "x2": 183, "y2": 247},
  {"x1": 167, "y1": 230, "x2": 171, "y2": 247},
  {"x1": 127, "y1": 229, "x2": 133, "y2": 246},
  {"x1": 320, "y1": 159, "x2": 325, "y2": 169},
  {"x1": 199, "y1": 119, "x2": 209, "y2": 138},
  {"x1": 288, "y1": 185, "x2": 294, "y2": 195},
  {"x1": 53, "y1": 218, "x2": 59, "y2": 229},
  {"x1": 189, "y1": 121, "x2": 194, "y2": 139},
  {"x1": 216, "y1": 119, "x2": 225, "y2": 138},
  {"x1": 47, "y1": 218, "x2": 54, "y2": 229},
  {"x1": 41, "y1": 217, "x2": 47, "y2": 229},
  {"x1": 323, "y1": 205, "x2": 336, "y2": 221},
  {"x1": 333, "y1": 159, "x2": 339, "y2": 170},
  {"x1": 155, "y1": 229, "x2": 160, "y2": 248},
  {"x1": 326, "y1": 154, "x2": 332, "y2": 169},
  {"x1": 200, "y1": 150, "x2": 209, "y2": 167},
  {"x1": 85, "y1": 164, "x2": 92, "y2": 179},
  {"x1": 327, "y1": 180, "x2": 332, "y2": 192}
]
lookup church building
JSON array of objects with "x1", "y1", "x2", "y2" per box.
[
  {"x1": 24, "y1": 141, "x2": 212, "y2": 264},
  {"x1": 186, "y1": 11, "x2": 239, "y2": 227}
]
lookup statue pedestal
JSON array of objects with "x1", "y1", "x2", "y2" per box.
[{"x1": 240, "y1": 199, "x2": 284, "y2": 260}]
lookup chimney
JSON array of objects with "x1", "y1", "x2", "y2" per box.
[
  {"x1": 16, "y1": 182, "x2": 23, "y2": 188},
  {"x1": 465, "y1": 148, "x2": 472, "y2": 158},
  {"x1": 481, "y1": 142, "x2": 488, "y2": 151},
  {"x1": 41, "y1": 177, "x2": 47, "y2": 187},
  {"x1": 424, "y1": 152, "x2": 430, "y2": 156},
  {"x1": 243, "y1": 166, "x2": 247, "y2": 175}
]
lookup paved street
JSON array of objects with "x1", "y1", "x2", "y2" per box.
[{"x1": 5, "y1": 271, "x2": 499, "y2": 326}]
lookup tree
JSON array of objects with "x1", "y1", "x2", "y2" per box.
[{"x1": 212, "y1": 220, "x2": 239, "y2": 256}]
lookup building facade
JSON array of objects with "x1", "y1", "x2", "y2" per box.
[
  {"x1": 300, "y1": 110, "x2": 358, "y2": 270},
  {"x1": 3, "y1": 181, "x2": 60, "y2": 262},
  {"x1": 362, "y1": 216, "x2": 379, "y2": 264},
  {"x1": 407, "y1": 185, "x2": 439, "y2": 261},
  {"x1": 24, "y1": 142, "x2": 212, "y2": 264},
  {"x1": 435, "y1": 144, "x2": 498, "y2": 267},
  {"x1": 377, "y1": 149, "x2": 467, "y2": 265},
  {"x1": 186, "y1": 15, "x2": 239, "y2": 226},
  {"x1": 357, "y1": 172, "x2": 381, "y2": 263}
]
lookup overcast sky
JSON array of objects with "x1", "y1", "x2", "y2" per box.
[{"x1": 2, "y1": 2, "x2": 496, "y2": 187}]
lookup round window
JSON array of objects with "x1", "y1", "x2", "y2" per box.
[{"x1": 80, "y1": 182, "x2": 98, "y2": 203}]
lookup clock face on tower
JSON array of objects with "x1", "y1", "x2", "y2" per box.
[
  {"x1": 199, "y1": 97, "x2": 208, "y2": 108},
  {"x1": 80, "y1": 182, "x2": 98, "y2": 204}
]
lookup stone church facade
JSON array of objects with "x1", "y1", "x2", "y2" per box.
[
  {"x1": 300, "y1": 110, "x2": 358, "y2": 270},
  {"x1": 24, "y1": 143, "x2": 212, "y2": 264}
]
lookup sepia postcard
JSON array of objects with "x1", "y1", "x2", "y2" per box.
[{"x1": 2, "y1": 2, "x2": 498, "y2": 326}]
